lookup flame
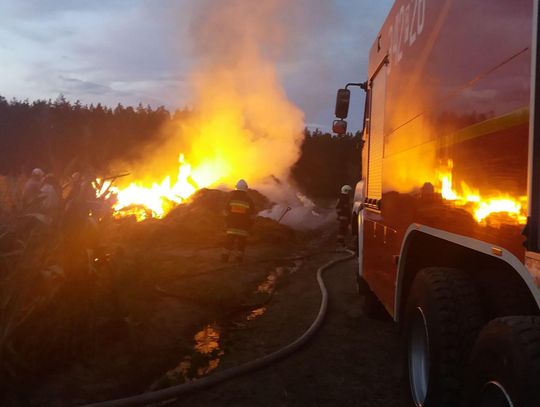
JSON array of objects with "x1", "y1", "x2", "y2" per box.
[
  {"x1": 108, "y1": 154, "x2": 220, "y2": 221},
  {"x1": 95, "y1": 0, "x2": 305, "y2": 222},
  {"x1": 437, "y1": 160, "x2": 527, "y2": 225}
]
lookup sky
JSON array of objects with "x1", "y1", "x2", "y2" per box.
[{"x1": 0, "y1": 0, "x2": 393, "y2": 132}]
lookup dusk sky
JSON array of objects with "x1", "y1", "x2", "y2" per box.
[{"x1": 0, "y1": 0, "x2": 393, "y2": 132}]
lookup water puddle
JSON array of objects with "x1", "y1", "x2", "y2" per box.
[
  {"x1": 151, "y1": 264, "x2": 292, "y2": 389},
  {"x1": 149, "y1": 323, "x2": 223, "y2": 389},
  {"x1": 246, "y1": 307, "x2": 267, "y2": 321},
  {"x1": 193, "y1": 324, "x2": 221, "y2": 355},
  {"x1": 257, "y1": 266, "x2": 284, "y2": 294}
]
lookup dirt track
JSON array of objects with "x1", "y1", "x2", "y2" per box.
[
  {"x1": 32, "y1": 241, "x2": 412, "y2": 406},
  {"x1": 175, "y1": 248, "x2": 411, "y2": 406}
]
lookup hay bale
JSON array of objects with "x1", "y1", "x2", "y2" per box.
[{"x1": 116, "y1": 188, "x2": 291, "y2": 247}]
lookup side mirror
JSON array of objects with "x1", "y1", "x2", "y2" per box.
[
  {"x1": 333, "y1": 119, "x2": 348, "y2": 135},
  {"x1": 335, "y1": 88, "x2": 351, "y2": 119}
]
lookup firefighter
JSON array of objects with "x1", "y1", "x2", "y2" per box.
[
  {"x1": 22, "y1": 168, "x2": 44, "y2": 209},
  {"x1": 39, "y1": 173, "x2": 63, "y2": 222},
  {"x1": 336, "y1": 184, "x2": 353, "y2": 245},
  {"x1": 222, "y1": 179, "x2": 255, "y2": 263}
]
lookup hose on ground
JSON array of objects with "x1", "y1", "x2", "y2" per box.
[{"x1": 81, "y1": 249, "x2": 355, "y2": 407}]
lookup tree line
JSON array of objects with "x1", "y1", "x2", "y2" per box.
[
  {"x1": 291, "y1": 128, "x2": 362, "y2": 199},
  {"x1": 0, "y1": 95, "x2": 362, "y2": 198}
]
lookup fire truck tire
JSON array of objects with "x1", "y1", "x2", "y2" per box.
[
  {"x1": 404, "y1": 267, "x2": 483, "y2": 407},
  {"x1": 463, "y1": 316, "x2": 540, "y2": 407},
  {"x1": 481, "y1": 277, "x2": 537, "y2": 319},
  {"x1": 356, "y1": 273, "x2": 389, "y2": 320}
]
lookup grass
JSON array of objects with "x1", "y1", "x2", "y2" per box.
[
  {"x1": 0, "y1": 183, "x2": 299, "y2": 404},
  {"x1": 0, "y1": 175, "x2": 122, "y2": 399}
]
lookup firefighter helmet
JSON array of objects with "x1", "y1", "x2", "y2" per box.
[
  {"x1": 32, "y1": 168, "x2": 44, "y2": 177},
  {"x1": 236, "y1": 179, "x2": 248, "y2": 191},
  {"x1": 341, "y1": 184, "x2": 352, "y2": 194}
]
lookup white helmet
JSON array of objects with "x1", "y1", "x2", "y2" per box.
[
  {"x1": 32, "y1": 168, "x2": 44, "y2": 177},
  {"x1": 236, "y1": 179, "x2": 248, "y2": 191},
  {"x1": 341, "y1": 184, "x2": 352, "y2": 194}
]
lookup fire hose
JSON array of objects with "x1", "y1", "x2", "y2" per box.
[{"x1": 81, "y1": 249, "x2": 355, "y2": 407}]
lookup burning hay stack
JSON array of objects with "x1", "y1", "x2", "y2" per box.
[
  {"x1": 104, "y1": 0, "x2": 305, "y2": 222},
  {"x1": 110, "y1": 188, "x2": 295, "y2": 249}
]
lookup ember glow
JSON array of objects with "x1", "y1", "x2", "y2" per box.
[{"x1": 437, "y1": 160, "x2": 527, "y2": 225}]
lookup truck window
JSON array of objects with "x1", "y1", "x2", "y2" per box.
[{"x1": 367, "y1": 64, "x2": 387, "y2": 204}]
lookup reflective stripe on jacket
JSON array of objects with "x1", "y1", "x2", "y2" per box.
[
  {"x1": 226, "y1": 228, "x2": 250, "y2": 236},
  {"x1": 229, "y1": 200, "x2": 251, "y2": 214},
  {"x1": 225, "y1": 190, "x2": 255, "y2": 234}
]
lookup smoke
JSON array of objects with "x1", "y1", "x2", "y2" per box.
[
  {"x1": 119, "y1": 0, "x2": 324, "y2": 185},
  {"x1": 257, "y1": 179, "x2": 336, "y2": 230},
  {"x1": 110, "y1": 0, "x2": 338, "y2": 224},
  {"x1": 164, "y1": 0, "x2": 315, "y2": 190}
]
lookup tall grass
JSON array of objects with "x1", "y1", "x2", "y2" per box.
[{"x1": 0, "y1": 176, "x2": 120, "y2": 399}]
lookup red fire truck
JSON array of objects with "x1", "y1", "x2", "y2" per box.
[{"x1": 334, "y1": 0, "x2": 540, "y2": 405}]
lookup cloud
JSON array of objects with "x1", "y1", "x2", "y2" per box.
[
  {"x1": 58, "y1": 75, "x2": 112, "y2": 95},
  {"x1": 0, "y1": 0, "x2": 394, "y2": 130},
  {"x1": 3, "y1": 0, "x2": 131, "y2": 19}
]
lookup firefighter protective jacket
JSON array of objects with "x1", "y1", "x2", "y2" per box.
[
  {"x1": 225, "y1": 190, "x2": 255, "y2": 236},
  {"x1": 336, "y1": 193, "x2": 352, "y2": 221}
]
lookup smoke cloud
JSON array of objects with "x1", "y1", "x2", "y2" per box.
[
  {"x1": 123, "y1": 0, "x2": 324, "y2": 191},
  {"x1": 110, "y1": 0, "x2": 340, "y2": 225},
  {"x1": 182, "y1": 0, "x2": 310, "y2": 188}
]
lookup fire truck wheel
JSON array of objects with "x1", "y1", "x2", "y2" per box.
[
  {"x1": 404, "y1": 267, "x2": 483, "y2": 407},
  {"x1": 481, "y1": 277, "x2": 537, "y2": 319},
  {"x1": 356, "y1": 273, "x2": 389, "y2": 320},
  {"x1": 463, "y1": 316, "x2": 540, "y2": 407}
]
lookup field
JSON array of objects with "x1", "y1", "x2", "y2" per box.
[
  {"x1": 0, "y1": 186, "x2": 322, "y2": 404},
  {"x1": 0, "y1": 181, "x2": 410, "y2": 407}
]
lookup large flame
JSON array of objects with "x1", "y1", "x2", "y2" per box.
[
  {"x1": 104, "y1": 155, "x2": 198, "y2": 220},
  {"x1": 100, "y1": 1, "x2": 305, "y2": 221},
  {"x1": 437, "y1": 160, "x2": 527, "y2": 225},
  {"x1": 101, "y1": 154, "x2": 225, "y2": 221}
]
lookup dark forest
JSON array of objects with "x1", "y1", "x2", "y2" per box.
[{"x1": 0, "y1": 95, "x2": 362, "y2": 198}]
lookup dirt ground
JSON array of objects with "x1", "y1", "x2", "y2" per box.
[
  {"x1": 23, "y1": 189, "x2": 410, "y2": 406},
  {"x1": 175, "y1": 240, "x2": 411, "y2": 407}
]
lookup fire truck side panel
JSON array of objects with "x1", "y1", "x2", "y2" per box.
[{"x1": 361, "y1": 0, "x2": 538, "y2": 317}]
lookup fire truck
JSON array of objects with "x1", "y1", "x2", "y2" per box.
[{"x1": 333, "y1": 0, "x2": 540, "y2": 406}]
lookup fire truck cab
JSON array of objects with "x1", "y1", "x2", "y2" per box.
[{"x1": 334, "y1": 0, "x2": 540, "y2": 405}]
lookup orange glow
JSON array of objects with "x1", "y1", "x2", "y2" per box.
[
  {"x1": 437, "y1": 160, "x2": 527, "y2": 225},
  {"x1": 102, "y1": 62, "x2": 303, "y2": 221},
  {"x1": 107, "y1": 154, "x2": 222, "y2": 221},
  {"x1": 92, "y1": 1, "x2": 304, "y2": 222}
]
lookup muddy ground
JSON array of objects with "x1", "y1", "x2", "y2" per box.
[
  {"x1": 176, "y1": 241, "x2": 411, "y2": 407},
  {"x1": 23, "y1": 189, "x2": 410, "y2": 406}
]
